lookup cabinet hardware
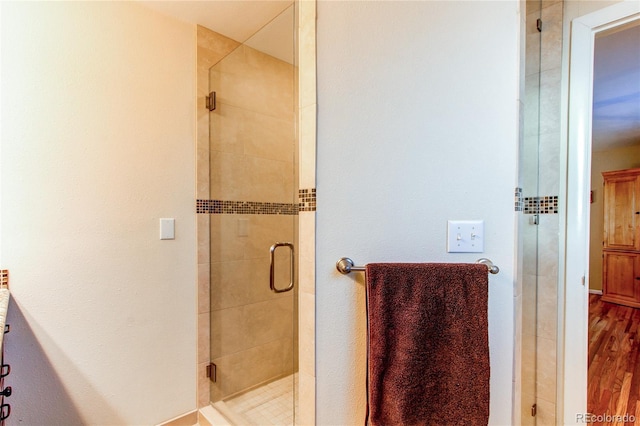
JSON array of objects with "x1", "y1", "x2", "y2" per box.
[{"x1": 0, "y1": 403, "x2": 10, "y2": 421}]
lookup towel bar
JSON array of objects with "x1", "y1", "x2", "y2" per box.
[{"x1": 336, "y1": 257, "x2": 499, "y2": 275}]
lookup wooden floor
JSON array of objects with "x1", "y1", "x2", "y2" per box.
[{"x1": 589, "y1": 294, "x2": 640, "y2": 425}]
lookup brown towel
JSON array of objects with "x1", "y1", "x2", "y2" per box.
[{"x1": 365, "y1": 263, "x2": 490, "y2": 426}]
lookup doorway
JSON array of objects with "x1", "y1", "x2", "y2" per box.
[
  {"x1": 562, "y1": 2, "x2": 640, "y2": 423},
  {"x1": 586, "y1": 18, "x2": 640, "y2": 420}
]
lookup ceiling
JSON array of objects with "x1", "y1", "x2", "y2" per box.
[
  {"x1": 137, "y1": 1, "x2": 292, "y2": 44},
  {"x1": 593, "y1": 22, "x2": 640, "y2": 152},
  {"x1": 137, "y1": 1, "x2": 639, "y2": 153}
]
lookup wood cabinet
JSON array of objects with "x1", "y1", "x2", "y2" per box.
[
  {"x1": 602, "y1": 251, "x2": 640, "y2": 308},
  {"x1": 602, "y1": 168, "x2": 640, "y2": 307}
]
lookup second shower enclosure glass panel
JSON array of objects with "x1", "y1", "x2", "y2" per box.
[{"x1": 208, "y1": 5, "x2": 298, "y2": 425}]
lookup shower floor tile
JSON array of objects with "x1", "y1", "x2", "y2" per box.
[{"x1": 225, "y1": 374, "x2": 298, "y2": 425}]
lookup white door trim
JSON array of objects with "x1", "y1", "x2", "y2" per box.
[{"x1": 560, "y1": 1, "x2": 640, "y2": 424}]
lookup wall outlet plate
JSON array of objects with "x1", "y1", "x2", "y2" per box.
[{"x1": 447, "y1": 220, "x2": 484, "y2": 253}]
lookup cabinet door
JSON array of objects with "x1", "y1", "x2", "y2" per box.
[
  {"x1": 602, "y1": 251, "x2": 640, "y2": 307},
  {"x1": 603, "y1": 174, "x2": 639, "y2": 250}
]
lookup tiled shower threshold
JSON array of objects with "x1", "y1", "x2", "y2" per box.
[
  {"x1": 200, "y1": 374, "x2": 298, "y2": 426},
  {"x1": 199, "y1": 405, "x2": 233, "y2": 426}
]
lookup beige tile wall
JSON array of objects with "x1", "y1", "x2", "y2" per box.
[
  {"x1": 197, "y1": 25, "x2": 241, "y2": 409},
  {"x1": 297, "y1": 1, "x2": 317, "y2": 424},
  {"x1": 536, "y1": 1, "x2": 563, "y2": 422},
  {"x1": 207, "y1": 33, "x2": 297, "y2": 402},
  {"x1": 520, "y1": 1, "x2": 563, "y2": 424},
  {"x1": 209, "y1": 44, "x2": 296, "y2": 205},
  {"x1": 520, "y1": 2, "x2": 541, "y2": 418},
  {"x1": 196, "y1": 0, "x2": 317, "y2": 419}
]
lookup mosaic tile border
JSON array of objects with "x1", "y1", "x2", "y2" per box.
[
  {"x1": 298, "y1": 188, "x2": 316, "y2": 212},
  {"x1": 0, "y1": 270, "x2": 8, "y2": 288},
  {"x1": 197, "y1": 199, "x2": 298, "y2": 215},
  {"x1": 515, "y1": 187, "x2": 523, "y2": 212},
  {"x1": 197, "y1": 189, "x2": 317, "y2": 215},
  {"x1": 523, "y1": 196, "x2": 558, "y2": 214}
]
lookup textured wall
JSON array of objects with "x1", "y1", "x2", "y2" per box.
[
  {"x1": 315, "y1": 2, "x2": 520, "y2": 424},
  {"x1": 0, "y1": 2, "x2": 197, "y2": 424}
]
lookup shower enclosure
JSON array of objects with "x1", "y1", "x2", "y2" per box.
[
  {"x1": 207, "y1": 5, "x2": 298, "y2": 424},
  {"x1": 519, "y1": 0, "x2": 563, "y2": 423},
  {"x1": 520, "y1": 0, "x2": 542, "y2": 419}
]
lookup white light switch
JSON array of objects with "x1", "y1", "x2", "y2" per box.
[
  {"x1": 160, "y1": 218, "x2": 175, "y2": 240},
  {"x1": 447, "y1": 220, "x2": 484, "y2": 253}
]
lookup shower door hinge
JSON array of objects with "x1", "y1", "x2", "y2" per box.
[
  {"x1": 536, "y1": 19, "x2": 542, "y2": 32},
  {"x1": 206, "y1": 91, "x2": 216, "y2": 111},
  {"x1": 531, "y1": 403, "x2": 537, "y2": 417},
  {"x1": 206, "y1": 362, "x2": 217, "y2": 383}
]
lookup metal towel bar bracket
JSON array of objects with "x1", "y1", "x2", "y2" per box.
[{"x1": 336, "y1": 257, "x2": 499, "y2": 275}]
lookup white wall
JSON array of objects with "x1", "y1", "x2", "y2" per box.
[
  {"x1": 315, "y1": 2, "x2": 521, "y2": 425},
  {"x1": 0, "y1": 2, "x2": 196, "y2": 424}
]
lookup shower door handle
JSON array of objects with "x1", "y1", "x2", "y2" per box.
[{"x1": 270, "y1": 242, "x2": 295, "y2": 293}]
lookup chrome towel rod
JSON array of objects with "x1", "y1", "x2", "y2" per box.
[{"x1": 336, "y1": 257, "x2": 500, "y2": 275}]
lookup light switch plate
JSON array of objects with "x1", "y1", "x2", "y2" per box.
[
  {"x1": 160, "y1": 218, "x2": 175, "y2": 240},
  {"x1": 447, "y1": 220, "x2": 484, "y2": 253}
]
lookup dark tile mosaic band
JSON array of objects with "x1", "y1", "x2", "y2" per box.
[
  {"x1": 197, "y1": 199, "x2": 298, "y2": 215},
  {"x1": 0, "y1": 270, "x2": 8, "y2": 287},
  {"x1": 515, "y1": 187, "x2": 523, "y2": 212},
  {"x1": 298, "y1": 188, "x2": 316, "y2": 212},
  {"x1": 197, "y1": 188, "x2": 316, "y2": 215},
  {"x1": 523, "y1": 196, "x2": 558, "y2": 214}
]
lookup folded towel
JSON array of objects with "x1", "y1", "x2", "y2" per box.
[{"x1": 365, "y1": 263, "x2": 490, "y2": 426}]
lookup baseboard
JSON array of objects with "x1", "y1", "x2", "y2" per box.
[
  {"x1": 589, "y1": 289, "x2": 603, "y2": 295},
  {"x1": 200, "y1": 405, "x2": 234, "y2": 426},
  {"x1": 157, "y1": 409, "x2": 198, "y2": 426}
]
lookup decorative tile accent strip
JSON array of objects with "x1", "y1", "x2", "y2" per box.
[
  {"x1": 197, "y1": 188, "x2": 317, "y2": 215},
  {"x1": 523, "y1": 196, "x2": 558, "y2": 214},
  {"x1": 515, "y1": 187, "x2": 523, "y2": 212},
  {"x1": 0, "y1": 270, "x2": 7, "y2": 288},
  {"x1": 196, "y1": 199, "x2": 213, "y2": 214},
  {"x1": 298, "y1": 188, "x2": 316, "y2": 212},
  {"x1": 197, "y1": 199, "x2": 298, "y2": 215}
]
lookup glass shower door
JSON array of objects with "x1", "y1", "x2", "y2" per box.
[
  {"x1": 207, "y1": 5, "x2": 298, "y2": 425},
  {"x1": 521, "y1": 0, "x2": 564, "y2": 422},
  {"x1": 520, "y1": 0, "x2": 542, "y2": 423}
]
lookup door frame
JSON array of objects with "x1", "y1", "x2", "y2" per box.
[{"x1": 560, "y1": 1, "x2": 640, "y2": 424}]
